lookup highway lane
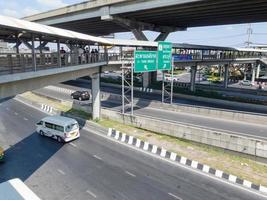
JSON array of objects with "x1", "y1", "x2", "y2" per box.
[
  {"x1": 0, "y1": 99, "x2": 266, "y2": 199},
  {"x1": 63, "y1": 79, "x2": 267, "y2": 114},
  {"x1": 35, "y1": 87, "x2": 267, "y2": 140}
]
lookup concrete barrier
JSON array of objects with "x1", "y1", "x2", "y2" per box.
[
  {"x1": 101, "y1": 109, "x2": 267, "y2": 158},
  {"x1": 100, "y1": 83, "x2": 267, "y2": 125}
]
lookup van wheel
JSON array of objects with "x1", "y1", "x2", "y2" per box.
[
  {"x1": 57, "y1": 136, "x2": 63, "y2": 143},
  {"x1": 39, "y1": 130, "x2": 44, "y2": 136}
]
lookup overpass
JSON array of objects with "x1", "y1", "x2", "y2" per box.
[
  {"x1": 24, "y1": 0, "x2": 267, "y2": 38},
  {"x1": 0, "y1": 15, "x2": 266, "y2": 119},
  {"x1": 23, "y1": 0, "x2": 267, "y2": 87}
]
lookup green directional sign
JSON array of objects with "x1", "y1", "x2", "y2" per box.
[
  {"x1": 157, "y1": 41, "x2": 172, "y2": 70},
  {"x1": 134, "y1": 51, "x2": 157, "y2": 72}
]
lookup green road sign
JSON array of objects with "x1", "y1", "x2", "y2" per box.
[
  {"x1": 134, "y1": 51, "x2": 157, "y2": 72},
  {"x1": 157, "y1": 41, "x2": 172, "y2": 70}
]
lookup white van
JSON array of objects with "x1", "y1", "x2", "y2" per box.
[{"x1": 36, "y1": 116, "x2": 80, "y2": 142}]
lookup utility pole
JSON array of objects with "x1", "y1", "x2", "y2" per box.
[{"x1": 245, "y1": 24, "x2": 253, "y2": 48}]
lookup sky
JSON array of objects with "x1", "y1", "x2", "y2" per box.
[{"x1": 1, "y1": 0, "x2": 267, "y2": 47}]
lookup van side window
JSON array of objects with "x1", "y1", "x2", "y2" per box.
[
  {"x1": 55, "y1": 125, "x2": 64, "y2": 132},
  {"x1": 45, "y1": 122, "x2": 54, "y2": 129}
]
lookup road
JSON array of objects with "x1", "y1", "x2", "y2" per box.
[
  {"x1": 35, "y1": 86, "x2": 267, "y2": 140},
  {"x1": 63, "y1": 79, "x2": 267, "y2": 114},
  {"x1": 0, "y1": 99, "x2": 266, "y2": 200}
]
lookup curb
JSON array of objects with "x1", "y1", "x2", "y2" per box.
[{"x1": 107, "y1": 128, "x2": 267, "y2": 195}]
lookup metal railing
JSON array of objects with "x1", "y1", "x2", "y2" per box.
[
  {"x1": 0, "y1": 52, "x2": 107, "y2": 75},
  {"x1": 0, "y1": 50, "x2": 266, "y2": 76}
]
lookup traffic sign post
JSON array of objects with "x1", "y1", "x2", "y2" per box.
[
  {"x1": 134, "y1": 51, "x2": 157, "y2": 72},
  {"x1": 157, "y1": 41, "x2": 172, "y2": 70}
]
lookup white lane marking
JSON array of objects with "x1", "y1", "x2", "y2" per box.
[
  {"x1": 23, "y1": 117, "x2": 28, "y2": 121},
  {"x1": 14, "y1": 112, "x2": 18, "y2": 115},
  {"x1": 86, "y1": 190, "x2": 97, "y2": 198},
  {"x1": 57, "y1": 169, "x2": 65, "y2": 175},
  {"x1": 93, "y1": 155, "x2": 102, "y2": 160},
  {"x1": 69, "y1": 142, "x2": 77, "y2": 147},
  {"x1": 168, "y1": 193, "x2": 183, "y2": 200},
  {"x1": 84, "y1": 127, "x2": 267, "y2": 198},
  {"x1": 125, "y1": 171, "x2": 136, "y2": 177}
]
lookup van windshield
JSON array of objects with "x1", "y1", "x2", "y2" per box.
[{"x1": 65, "y1": 123, "x2": 79, "y2": 132}]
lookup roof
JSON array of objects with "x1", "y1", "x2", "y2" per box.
[
  {"x1": 1, "y1": 15, "x2": 267, "y2": 52},
  {"x1": 0, "y1": 178, "x2": 41, "y2": 200},
  {"x1": 42, "y1": 116, "x2": 78, "y2": 126}
]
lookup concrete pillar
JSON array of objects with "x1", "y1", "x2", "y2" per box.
[
  {"x1": 223, "y1": 64, "x2": 229, "y2": 88},
  {"x1": 190, "y1": 66, "x2": 197, "y2": 92},
  {"x1": 256, "y1": 64, "x2": 260, "y2": 79},
  {"x1": 251, "y1": 65, "x2": 256, "y2": 83},
  {"x1": 92, "y1": 73, "x2": 101, "y2": 120},
  {"x1": 31, "y1": 35, "x2": 36, "y2": 71},
  {"x1": 57, "y1": 40, "x2": 61, "y2": 67}
]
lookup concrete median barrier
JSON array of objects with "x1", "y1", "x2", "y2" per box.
[{"x1": 101, "y1": 108, "x2": 267, "y2": 158}]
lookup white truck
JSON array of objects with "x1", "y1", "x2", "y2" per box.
[{"x1": 0, "y1": 178, "x2": 41, "y2": 200}]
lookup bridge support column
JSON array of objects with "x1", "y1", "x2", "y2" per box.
[
  {"x1": 223, "y1": 64, "x2": 229, "y2": 88},
  {"x1": 190, "y1": 66, "x2": 197, "y2": 92},
  {"x1": 251, "y1": 64, "x2": 256, "y2": 83},
  {"x1": 256, "y1": 64, "x2": 260, "y2": 79},
  {"x1": 92, "y1": 73, "x2": 101, "y2": 120}
]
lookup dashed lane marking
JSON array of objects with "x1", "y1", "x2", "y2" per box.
[
  {"x1": 69, "y1": 142, "x2": 77, "y2": 148},
  {"x1": 168, "y1": 193, "x2": 183, "y2": 200},
  {"x1": 125, "y1": 171, "x2": 136, "y2": 177},
  {"x1": 86, "y1": 190, "x2": 97, "y2": 198},
  {"x1": 57, "y1": 169, "x2": 65, "y2": 175},
  {"x1": 23, "y1": 117, "x2": 28, "y2": 121},
  {"x1": 93, "y1": 155, "x2": 102, "y2": 160}
]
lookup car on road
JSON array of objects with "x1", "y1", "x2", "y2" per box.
[
  {"x1": 0, "y1": 146, "x2": 4, "y2": 162},
  {"x1": 71, "y1": 91, "x2": 90, "y2": 101},
  {"x1": 36, "y1": 116, "x2": 80, "y2": 143},
  {"x1": 164, "y1": 74, "x2": 179, "y2": 82},
  {"x1": 239, "y1": 80, "x2": 254, "y2": 86}
]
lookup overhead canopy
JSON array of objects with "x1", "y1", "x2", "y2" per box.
[{"x1": 0, "y1": 14, "x2": 267, "y2": 53}]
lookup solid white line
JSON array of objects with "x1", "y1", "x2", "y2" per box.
[
  {"x1": 86, "y1": 190, "x2": 97, "y2": 198},
  {"x1": 93, "y1": 155, "x2": 102, "y2": 160},
  {"x1": 57, "y1": 169, "x2": 65, "y2": 175},
  {"x1": 69, "y1": 142, "x2": 77, "y2": 148},
  {"x1": 168, "y1": 193, "x2": 183, "y2": 200},
  {"x1": 125, "y1": 171, "x2": 136, "y2": 177},
  {"x1": 83, "y1": 127, "x2": 267, "y2": 198}
]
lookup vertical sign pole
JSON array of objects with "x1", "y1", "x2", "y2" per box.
[
  {"x1": 122, "y1": 61, "x2": 125, "y2": 114},
  {"x1": 131, "y1": 59, "x2": 134, "y2": 116},
  {"x1": 162, "y1": 71, "x2": 165, "y2": 103},
  {"x1": 170, "y1": 57, "x2": 174, "y2": 104}
]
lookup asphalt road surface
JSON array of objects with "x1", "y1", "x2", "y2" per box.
[
  {"x1": 35, "y1": 86, "x2": 267, "y2": 140},
  {"x1": 0, "y1": 99, "x2": 266, "y2": 199},
  {"x1": 63, "y1": 79, "x2": 267, "y2": 114}
]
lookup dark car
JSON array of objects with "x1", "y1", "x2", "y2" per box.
[{"x1": 71, "y1": 91, "x2": 90, "y2": 101}]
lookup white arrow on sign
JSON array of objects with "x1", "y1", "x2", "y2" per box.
[{"x1": 144, "y1": 65, "x2": 148, "y2": 70}]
